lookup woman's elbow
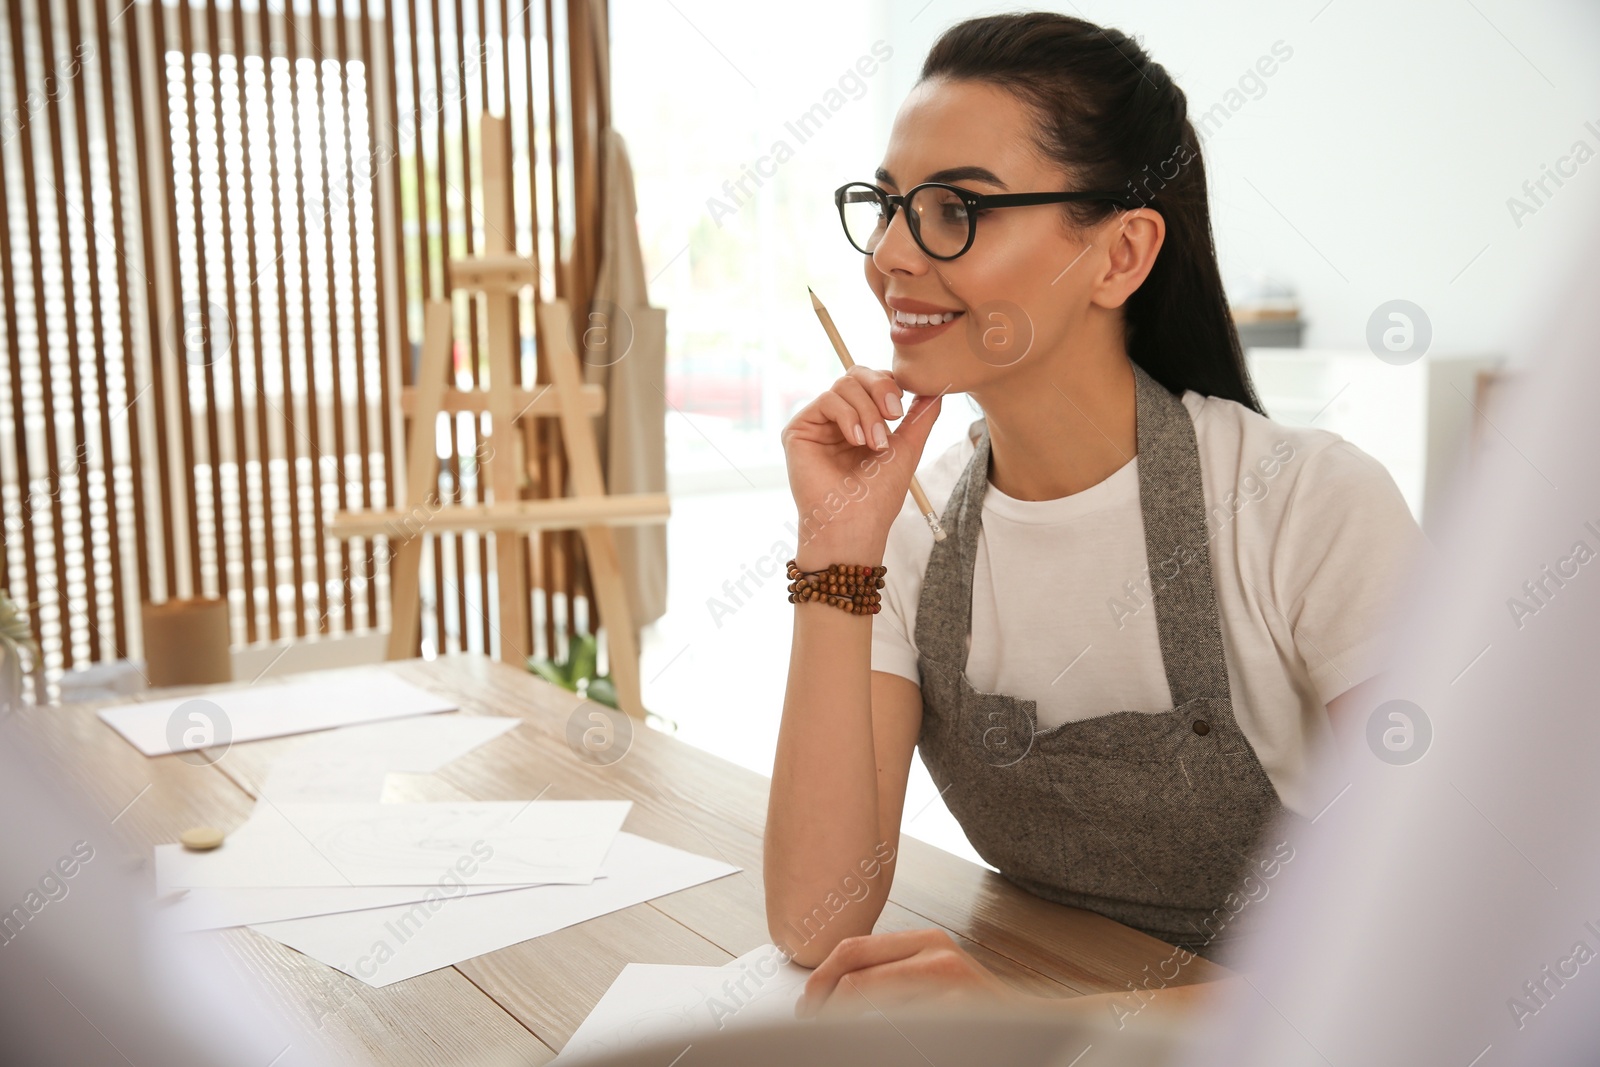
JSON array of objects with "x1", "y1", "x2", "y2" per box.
[
  {"x1": 766, "y1": 899, "x2": 881, "y2": 969},
  {"x1": 767, "y1": 918, "x2": 831, "y2": 969}
]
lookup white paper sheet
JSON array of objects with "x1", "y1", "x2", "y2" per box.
[
  {"x1": 156, "y1": 800, "x2": 632, "y2": 890},
  {"x1": 552, "y1": 944, "x2": 812, "y2": 1065},
  {"x1": 260, "y1": 715, "x2": 520, "y2": 802},
  {"x1": 98, "y1": 669, "x2": 458, "y2": 756},
  {"x1": 282, "y1": 714, "x2": 519, "y2": 773},
  {"x1": 261, "y1": 752, "x2": 394, "y2": 804},
  {"x1": 248, "y1": 832, "x2": 741, "y2": 987},
  {"x1": 154, "y1": 875, "x2": 605, "y2": 932}
]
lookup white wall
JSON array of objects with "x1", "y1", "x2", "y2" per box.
[
  {"x1": 614, "y1": 0, "x2": 1600, "y2": 483},
  {"x1": 869, "y1": 0, "x2": 1600, "y2": 361}
]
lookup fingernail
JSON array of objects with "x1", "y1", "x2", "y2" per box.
[
  {"x1": 872, "y1": 424, "x2": 888, "y2": 450},
  {"x1": 886, "y1": 393, "x2": 903, "y2": 417},
  {"x1": 853, "y1": 424, "x2": 865, "y2": 446}
]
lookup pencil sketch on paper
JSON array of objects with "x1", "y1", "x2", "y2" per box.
[{"x1": 265, "y1": 800, "x2": 633, "y2": 885}]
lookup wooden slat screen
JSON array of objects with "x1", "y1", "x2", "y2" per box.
[{"x1": 0, "y1": 0, "x2": 604, "y2": 698}]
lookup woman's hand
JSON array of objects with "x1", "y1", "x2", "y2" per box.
[
  {"x1": 793, "y1": 929, "x2": 1023, "y2": 1020},
  {"x1": 781, "y1": 366, "x2": 943, "y2": 562}
]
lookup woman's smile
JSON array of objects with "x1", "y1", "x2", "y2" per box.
[{"x1": 886, "y1": 297, "x2": 966, "y2": 345}]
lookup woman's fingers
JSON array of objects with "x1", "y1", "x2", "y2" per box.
[
  {"x1": 833, "y1": 374, "x2": 892, "y2": 451},
  {"x1": 785, "y1": 366, "x2": 928, "y2": 456},
  {"x1": 847, "y1": 364, "x2": 905, "y2": 421},
  {"x1": 807, "y1": 957, "x2": 942, "y2": 1020},
  {"x1": 807, "y1": 947, "x2": 1000, "y2": 1020},
  {"x1": 813, "y1": 389, "x2": 868, "y2": 447},
  {"x1": 798, "y1": 931, "x2": 944, "y2": 1014},
  {"x1": 796, "y1": 932, "x2": 1018, "y2": 1021},
  {"x1": 888, "y1": 391, "x2": 943, "y2": 452}
]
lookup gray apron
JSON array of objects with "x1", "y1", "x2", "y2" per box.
[{"x1": 914, "y1": 361, "x2": 1288, "y2": 959}]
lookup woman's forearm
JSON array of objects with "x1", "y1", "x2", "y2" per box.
[{"x1": 764, "y1": 526, "x2": 890, "y2": 967}]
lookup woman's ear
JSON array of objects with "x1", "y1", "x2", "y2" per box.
[{"x1": 1092, "y1": 208, "x2": 1166, "y2": 310}]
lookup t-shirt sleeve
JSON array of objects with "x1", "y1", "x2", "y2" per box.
[
  {"x1": 1270, "y1": 439, "x2": 1429, "y2": 706},
  {"x1": 870, "y1": 599, "x2": 920, "y2": 683},
  {"x1": 870, "y1": 523, "x2": 923, "y2": 685}
]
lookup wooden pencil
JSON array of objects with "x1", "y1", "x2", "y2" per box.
[{"x1": 808, "y1": 287, "x2": 948, "y2": 542}]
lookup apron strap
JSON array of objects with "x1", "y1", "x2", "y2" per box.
[{"x1": 1130, "y1": 360, "x2": 1233, "y2": 707}]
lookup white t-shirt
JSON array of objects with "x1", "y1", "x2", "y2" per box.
[{"x1": 871, "y1": 389, "x2": 1430, "y2": 819}]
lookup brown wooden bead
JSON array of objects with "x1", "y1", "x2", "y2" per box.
[{"x1": 785, "y1": 558, "x2": 887, "y2": 615}]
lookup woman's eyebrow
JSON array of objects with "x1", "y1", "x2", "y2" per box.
[{"x1": 874, "y1": 165, "x2": 1009, "y2": 189}]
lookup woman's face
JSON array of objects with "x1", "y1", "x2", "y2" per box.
[{"x1": 863, "y1": 77, "x2": 1150, "y2": 397}]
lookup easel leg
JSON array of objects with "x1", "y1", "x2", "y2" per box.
[
  {"x1": 385, "y1": 536, "x2": 425, "y2": 659},
  {"x1": 581, "y1": 522, "x2": 644, "y2": 719}
]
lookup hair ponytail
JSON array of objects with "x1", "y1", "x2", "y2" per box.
[{"x1": 920, "y1": 12, "x2": 1264, "y2": 414}]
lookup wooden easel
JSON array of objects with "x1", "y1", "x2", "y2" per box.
[{"x1": 329, "y1": 115, "x2": 669, "y2": 720}]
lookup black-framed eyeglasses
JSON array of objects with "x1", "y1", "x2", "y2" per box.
[{"x1": 834, "y1": 181, "x2": 1139, "y2": 261}]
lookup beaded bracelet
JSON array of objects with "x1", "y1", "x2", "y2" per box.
[{"x1": 785, "y1": 559, "x2": 887, "y2": 615}]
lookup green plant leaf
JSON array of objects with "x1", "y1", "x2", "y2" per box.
[
  {"x1": 526, "y1": 631, "x2": 609, "y2": 695},
  {"x1": 585, "y1": 676, "x2": 618, "y2": 710},
  {"x1": 0, "y1": 589, "x2": 40, "y2": 661},
  {"x1": 569, "y1": 632, "x2": 598, "y2": 686},
  {"x1": 526, "y1": 658, "x2": 575, "y2": 692},
  {"x1": 0, "y1": 650, "x2": 19, "y2": 711},
  {"x1": 0, "y1": 589, "x2": 38, "y2": 709}
]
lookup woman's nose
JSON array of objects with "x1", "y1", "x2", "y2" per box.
[{"x1": 870, "y1": 207, "x2": 928, "y2": 275}]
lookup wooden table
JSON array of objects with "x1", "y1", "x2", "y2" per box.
[{"x1": 14, "y1": 654, "x2": 1226, "y2": 1065}]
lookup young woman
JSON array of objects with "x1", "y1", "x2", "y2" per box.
[{"x1": 764, "y1": 12, "x2": 1428, "y2": 1020}]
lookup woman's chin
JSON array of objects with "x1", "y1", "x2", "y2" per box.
[
  {"x1": 888, "y1": 349, "x2": 917, "y2": 384},
  {"x1": 887, "y1": 358, "x2": 944, "y2": 401}
]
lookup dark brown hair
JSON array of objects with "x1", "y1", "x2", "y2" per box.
[{"x1": 921, "y1": 11, "x2": 1264, "y2": 413}]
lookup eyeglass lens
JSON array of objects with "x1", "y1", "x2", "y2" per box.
[{"x1": 840, "y1": 184, "x2": 972, "y2": 258}]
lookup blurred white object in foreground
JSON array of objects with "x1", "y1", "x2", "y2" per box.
[
  {"x1": 0, "y1": 729, "x2": 331, "y2": 1067},
  {"x1": 1186, "y1": 217, "x2": 1600, "y2": 1065}
]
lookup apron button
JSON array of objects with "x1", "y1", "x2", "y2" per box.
[{"x1": 1192, "y1": 720, "x2": 1211, "y2": 736}]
